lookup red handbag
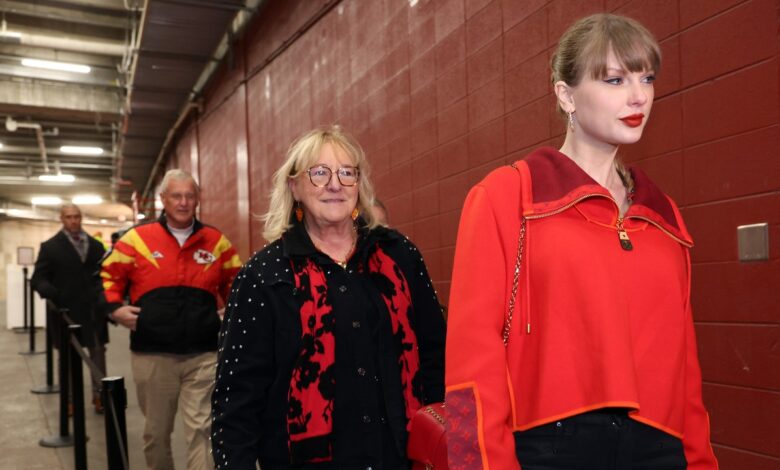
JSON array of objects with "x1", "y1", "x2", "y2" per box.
[{"x1": 408, "y1": 402, "x2": 448, "y2": 469}]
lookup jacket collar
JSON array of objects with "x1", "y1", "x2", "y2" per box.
[
  {"x1": 522, "y1": 147, "x2": 692, "y2": 245},
  {"x1": 55, "y1": 230, "x2": 89, "y2": 263},
  {"x1": 157, "y1": 212, "x2": 203, "y2": 238},
  {"x1": 282, "y1": 218, "x2": 402, "y2": 264}
]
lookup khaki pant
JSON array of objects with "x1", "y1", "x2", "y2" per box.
[{"x1": 131, "y1": 352, "x2": 217, "y2": 470}]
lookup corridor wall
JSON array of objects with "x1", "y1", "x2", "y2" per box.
[{"x1": 164, "y1": 1, "x2": 779, "y2": 467}]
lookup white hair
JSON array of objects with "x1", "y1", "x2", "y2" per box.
[{"x1": 159, "y1": 169, "x2": 200, "y2": 195}]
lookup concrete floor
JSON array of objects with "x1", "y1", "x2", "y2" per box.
[{"x1": 1, "y1": 302, "x2": 189, "y2": 469}]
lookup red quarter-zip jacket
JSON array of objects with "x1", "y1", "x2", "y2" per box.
[{"x1": 445, "y1": 147, "x2": 717, "y2": 470}]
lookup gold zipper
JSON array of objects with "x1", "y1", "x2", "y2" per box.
[
  {"x1": 617, "y1": 216, "x2": 633, "y2": 251},
  {"x1": 628, "y1": 215, "x2": 693, "y2": 248},
  {"x1": 526, "y1": 193, "x2": 689, "y2": 249},
  {"x1": 527, "y1": 193, "x2": 634, "y2": 250},
  {"x1": 525, "y1": 193, "x2": 606, "y2": 220}
]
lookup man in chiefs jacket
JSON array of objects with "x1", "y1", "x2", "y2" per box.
[{"x1": 101, "y1": 169, "x2": 240, "y2": 470}]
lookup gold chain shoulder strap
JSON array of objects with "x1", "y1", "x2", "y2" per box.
[
  {"x1": 502, "y1": 217, "x2": 526, "y2": 346},
  {"x1": 503, "y1": 162, "x2": 527, "y2": 347}
]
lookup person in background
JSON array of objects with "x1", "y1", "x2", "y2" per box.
[
  {"x1": 445, "y1": 13, "x2": 718, "y2": 470},
  {"x1": 101, "y1": 169, "x2": 241, "y2": 470},
  {"x1": 371, "y1": 197, "x2": 389, "y2": 225},
  {"x1": 211, "y1": 126, "x2": 445, "y2": 469},
  {"x1": 93, "y1": 230, "x2": 110, "y2": 250},
  {"x1": 32, "y1": 203, "x2": 108, "y2": 413}
]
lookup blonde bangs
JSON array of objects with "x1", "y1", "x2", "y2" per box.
[{"x1": 579, "y1": 17, "x2": 661, "y2": 81}]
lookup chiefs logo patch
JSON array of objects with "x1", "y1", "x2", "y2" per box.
[{"x1": 193, "y1": 249, "x2": 216, "y2": 264}]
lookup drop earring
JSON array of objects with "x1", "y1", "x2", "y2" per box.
[
  {"x1": 567, "y1": 111, "x2": 575, "y2": 132},
  {"x1": 295, "y1": 202, "x2": 304, "y2": 222},
  {"x1": 351, "y1": 207, "x2": 359, "y2": 221}
]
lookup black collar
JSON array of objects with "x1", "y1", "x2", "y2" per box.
[{"x1": 282, "y1": 219, "x2": 400, "y2": 264}]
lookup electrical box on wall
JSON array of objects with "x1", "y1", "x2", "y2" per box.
[{"x1": 737, "y1": 223, "x2": 769, "y2": 262}]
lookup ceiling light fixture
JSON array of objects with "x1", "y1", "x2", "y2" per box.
[
  {"x1": 60, "y1": 145, "x2": 103, "y2": 155},
  {"x1": 38, "y1": 173, "x2": 76, "y2": 182},
  {"x1": 21, "y1": 58, "x2": 91, "y2": 74},
  {"x1": 72, "y1": 195, "x2": 103, "y2": 205},
  {"x1": 31, "y1": 196, "x2": 63, "y2": 205},
  {"x1": 0, "y1": 31, "x2": 22, "y2": 39}
]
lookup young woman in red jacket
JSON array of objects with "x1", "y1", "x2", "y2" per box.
[{"x1": 445, "y1": 13, "x2": 718, "y2": 470}]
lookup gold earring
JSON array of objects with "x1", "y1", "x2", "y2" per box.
[
  {"x1": 295, "y1": 202, "x2": 304, "y2": 222},
  {"x1": 351, "y1": 207, "x2": 359, "y2": 221},
  {"x1": 567, "y1": 111, "x2": 575, "y2": 132}
]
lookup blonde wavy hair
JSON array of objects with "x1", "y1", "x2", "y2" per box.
[{"x1": 262, "y1": 125, "x2": 381, "y2": 242}]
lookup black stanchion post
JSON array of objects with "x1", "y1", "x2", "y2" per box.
[
  {"x1": 23, "y1": 266, "x2": 28, "y2": 330},
  {"x1": 16, "y1": 266, "x2": 29, "y2": 334},
  {"x1": 40, "y1": 308, "x2": 74, "y2": 448},
  {"x1": 32, "y1": 304, "x2": 59, "y2": 394},
  {"x1": 102, "y1": 376, "x2": 128, "y2": 470},
  {"x1": 69, "y1": 325, "x2": 88, "y2": 470},
  {"x1": 20, "y1": 280, "x2": 43, "y2": 355},
  {"x1": 29, "y1": 284, "x2": 37, "y2": 351}
]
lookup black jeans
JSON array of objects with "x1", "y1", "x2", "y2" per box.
[{"x1": 514, "y1": 408, "x2": 687, "y2": 470}]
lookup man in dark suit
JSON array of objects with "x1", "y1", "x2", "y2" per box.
[{"x1": 31, "y1": 203, "x2": 108, "y2": 413}]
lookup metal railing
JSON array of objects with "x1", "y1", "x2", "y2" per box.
[{"x1": 33, "y1": 303, "x2": 129, "y2": 470}]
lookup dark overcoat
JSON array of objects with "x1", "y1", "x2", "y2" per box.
[{"x1": 31, "y1": 231, "x2": 107, "y2": 348}]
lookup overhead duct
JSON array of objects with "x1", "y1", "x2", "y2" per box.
[
  {"x1": 5, "y1": 116, "x2": 49, "y2": 173},
  {"x1": 0, "y1": 31, "x2": 126, "y2": 57},
  {"x1": 139, "y1": 0, "x2": 265, "y2": 201}
]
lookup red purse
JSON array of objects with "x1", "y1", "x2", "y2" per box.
[{"x1": 407, "y1": 402, "x2": 448, "y2": 470}]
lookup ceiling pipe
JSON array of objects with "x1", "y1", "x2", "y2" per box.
[
  {"x1": 0, "y1": 30, "x2": 126, "y2": 57},
  {"x1": 5, "y1": 116, "x2": 49, "y2": 173},
  {"x1": 111, "y1": 3, "x2": 144, "y2": 201},
  {"x1": 0, "y1": 159, "x2": 114, "y2": 170}
]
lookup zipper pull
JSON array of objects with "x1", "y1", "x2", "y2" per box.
[{"x1": 617, "y1": 217, "x2": 633, "y2": 251}]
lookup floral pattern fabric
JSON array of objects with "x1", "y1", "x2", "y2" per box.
[{"x1": 287, "y1": 246, "x2": 422, "y2": 462}]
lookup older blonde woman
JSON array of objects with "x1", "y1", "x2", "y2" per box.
[{"x1": 211, "y1": 126, "x2": 445, "y2": 470}]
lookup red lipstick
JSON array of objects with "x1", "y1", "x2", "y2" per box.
[{"x1": 620, "y1": 113, "x2": 644, "y2": 128}]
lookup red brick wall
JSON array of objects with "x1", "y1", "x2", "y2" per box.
[{"x1": 167, "y1": 1, "x2": 779, "y2": 466}]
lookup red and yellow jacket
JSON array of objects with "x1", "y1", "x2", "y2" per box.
[
  {"x1": 101, "y1": 215, "x2": 241, "y2": 354},
  {"x1": 445, "y1": 147, "x2": 717, "y2": 469}
]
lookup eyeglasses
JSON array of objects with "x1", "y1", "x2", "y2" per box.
[
  {"x1": 164, "y1": 192, "x2": 197, "y2": 203},
  {"x1": 305, "y1": 165, "x2": 360, "y2": 187}
]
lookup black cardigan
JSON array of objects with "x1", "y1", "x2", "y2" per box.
[{"x1": 212, "y1": 223, "x2": 445, "y2": 469}]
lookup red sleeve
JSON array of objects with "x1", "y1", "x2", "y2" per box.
[
  {"x1": 445, "y1": 180, "x2": 521, "y2": 470},
  {"x1": 100, "y1": 236, "x2": 137, "y2": 305},
  {"x1": 666, "y1": 196, "x2": 717, "y2": 469},
  {"x1": 682, "y1": 251, "x2": 719, "y2": 469},
  {"x1": 215, "y1": 234, "x2": 241, "y2": 302}
]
